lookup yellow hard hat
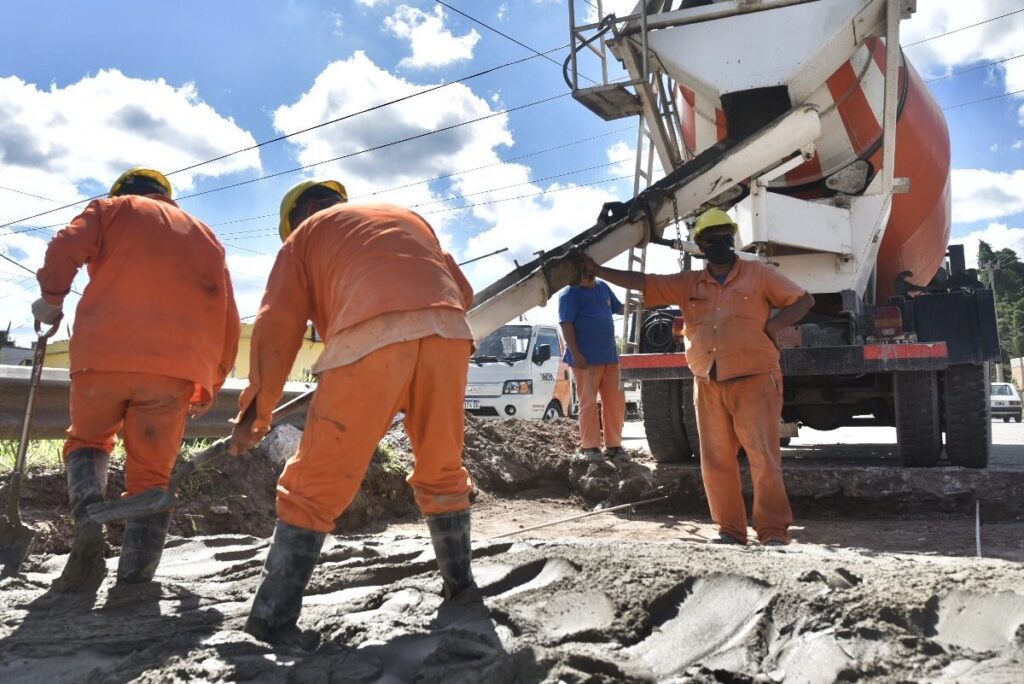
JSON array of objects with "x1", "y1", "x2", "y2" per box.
[
  {"x1": 108, "y1": 167, "x2": 173, "y2": 198},
  {"x1": 694, "y1": 208, "x2": 738, "y2": 239},
  {"x1": 278, "y1": 179, "x2": 348, "y2": 241}
]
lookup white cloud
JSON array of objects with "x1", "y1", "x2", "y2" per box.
[
  {"x1": 956, "y1": 222, "x2": 1024, "y2": 268},
  {"x1": 583, "y1": 0, "x2": 640, "y2": 24},
  {"x1": 990, "y1": 143, "x2": 1000, "y2": 152},
  {"x1": 951, "y1": 168, "x2": 1024, "y2": 224},
  {"x1": 273, "y1": 51, "x2": 514, "y2": 251},
  {"x1": 0, "y1": 70, "x2": 261, "y2": 227},
  {"x1": 384, "y1": 5, "x2": 481, "y2": 69},
  {"x1": 356, "y1": 0, "x2": 392, "y2": 7},
  {"x1": 902, "y1": 1, "x2": 1024, "y2": 116},
  {"x1": 1013, "y1": 140, "x2": 1023, "y2": 150}
]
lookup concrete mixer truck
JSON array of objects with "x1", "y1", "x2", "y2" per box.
[{"x1": 466, "y1": 0, "x2": 999, "y2": 469}]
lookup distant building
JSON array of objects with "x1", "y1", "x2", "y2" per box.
[
  {"x1": 43, "y1": 323, "x2": 326, "y2": 382},
  {"x1": 0, "y1": 327, "x2": 34, "y2": 366}
]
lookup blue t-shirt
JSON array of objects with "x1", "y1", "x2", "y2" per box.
[{"x1": 558, "y1": 280, "x2": 622, "y2": 366}]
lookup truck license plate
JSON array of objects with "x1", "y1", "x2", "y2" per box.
[{"x1": 464, "y1": 400, "x2": 480, "y2": 410}]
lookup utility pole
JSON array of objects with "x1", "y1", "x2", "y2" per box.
[{"x1": 983, "y1": 261, "x2": 1004, "y2": 382}]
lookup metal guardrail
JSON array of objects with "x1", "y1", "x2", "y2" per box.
[{"x1": 0, "y1": 366, "x2": 315, "y2": 440}]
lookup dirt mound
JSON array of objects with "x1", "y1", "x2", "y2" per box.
[{"x1": 10, "y1": 415, "x2": 654, "y2": 562}]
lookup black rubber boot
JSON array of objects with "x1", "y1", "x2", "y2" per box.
[
  {"x1": 116, "y1": 511, "x2": 171, "y2": 584},
  {"x1": 244, "y1": 521, "x2": 325, "y2": 649},
  {"x1": 426, "y1": 509, "x2": 475, "y2": 598},
  {"x1": 53, "y1": 448, "x2": 109, "y2": 593}
]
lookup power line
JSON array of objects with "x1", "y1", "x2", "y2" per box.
[
  {"x1": 218, "y1": 160, "x2": 632, "y2": 243},
  {"x1": 905, "y1": 8, "x2": 1024, "y2": 48},
  {"x1": 436, "y1": 1, "x2": 599, "y2": 86},
  {"x1": 0, "y1": 89, "x2": 569, "y2": 237},
  {"x1": 0, "y1": 185, "x2": 68, "y2": 204},
  {"x1": 417, "y1": 173, "x2": 632, "y2": 216},
  {"x1": 208, "y1": 126, "x2": 632, "y2": 238},
  {"x1": 0, "y1": 46, "x2": 571, "y2": 233},
  {"x1": 943, "y1": 88, "x2": 1024, "y2": 111},
  {"x1": 925, "y1": 53, "x2": 1024, "y2": 83},
  {"x1": 173, "y1": 91, "x2": 569, "y2": 203}
]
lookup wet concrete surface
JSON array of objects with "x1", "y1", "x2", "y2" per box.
[{"x1": 2, "y1": 534, "x2": 1023, "y2": 683}]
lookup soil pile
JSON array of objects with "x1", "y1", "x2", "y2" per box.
[
  {"x1": 7, "y1": 415, "x2": 654, "y2": 562},
  {"x1": 1, "y1": 536, "x2": 1022, "y2": 682}
]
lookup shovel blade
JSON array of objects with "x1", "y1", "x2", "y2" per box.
[
  {"x1": 86, "y1": 487, "x2": 175, "y2": 524},
  {"x1": 0, "y1": 517, "x2": 34, "y2": 577}
]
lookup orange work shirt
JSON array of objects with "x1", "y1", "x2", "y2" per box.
[
  {"x1": 644, "y1": 259, "x2": 806, "y2": 381},
  {"x1": 36, "y1": 194, "x2": 240, "y2": 403},
  {"x1": 241, "y1": 203, "x2": 474, "y2": 429}
]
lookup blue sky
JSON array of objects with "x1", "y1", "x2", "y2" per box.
[{"x1": 1, "y1": 0, "x2": 1023, "y2": 342}]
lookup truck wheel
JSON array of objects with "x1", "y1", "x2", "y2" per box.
[
  {"x1": 1003, "y1": 416, "x2": 1010, "y2": 423},
  {"x1": 894, "y1": 371, "x2": 941, "y2": 467},
  {"x1": 543, "y1": 401, "x2": 563, "y2": 420},
  {"x1": 943, "y1": 364, "x2": 990, "y2": 469},
  {"x1": 640, "y1": 379, "x2": 693, "y2": 462}
]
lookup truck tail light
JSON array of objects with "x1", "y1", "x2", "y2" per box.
[{"x1": 872, "y1": 306, "x2": 903, "y2": 337}]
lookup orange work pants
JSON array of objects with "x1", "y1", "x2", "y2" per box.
[
  {"x1": 277, "y1": 336, "x2": 473, "y2": 533},
  {"x1": 65, "y1": 371, "x2": 193, "y2": 495},
  {"x1": 575, "y1": 363, "x2": 626, "y2": 450},
  {"x1": 694, "y1": 371, "x2": 792, "y2": 544}
]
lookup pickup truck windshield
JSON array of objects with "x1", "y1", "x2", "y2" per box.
[{"x1": 472, "y1": 325, "x2": 533, "y2": 363}]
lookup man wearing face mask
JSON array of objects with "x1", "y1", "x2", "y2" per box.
[{"x1": 581, "y1": 208, "x2": 814, "y2": 547}]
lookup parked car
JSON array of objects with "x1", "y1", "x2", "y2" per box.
[{"x1": 990, "y1": 382, "x2": 1022, "y2": 422}]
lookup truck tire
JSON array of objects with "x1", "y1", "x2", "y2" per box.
[
  {"x1": 543, "y1": 400, "x2": 563, "y2": 420},
  {"x1": 942, "y1": 363, "x2": 990, "y2": 468},
  {"x1": 894, "y1": 371, "x2": 942, "y2": 467},
  {"x1": 640, "y1": 379, "x2": 693, "y2": 462}
]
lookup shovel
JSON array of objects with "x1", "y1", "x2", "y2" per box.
[
  {"x1": 0, "y1": 318, "x2": 61, "y2": 577},
  {"x1": 86, "y1": 388, "x2": 316, "y2": 525}
]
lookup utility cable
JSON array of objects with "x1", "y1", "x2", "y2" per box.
[
  {"x1": 218, "y1": 164, "x2": 633, "y2": 243},
  {"x1": 905, "y1": 8, "x2": 1024, "y2": 47},
  {"x1": 942, "y1": 88, "x2": 1024, "y2": 111},
  {"x1": 0, "y1": 46, "x2": 570, "y2": 233},
  {"x1": 174, "y1": 92, "x2": 569, "y2": 202},
  {"x1": 925, "y1": 53, "x2": 1024, "y2": 83},
  {"x1": 436, "y1": 0, "x2": 599, "y2": 86},
  {"x1": 0, "y1": 251, "x2": 83, "y2": 296},
  {"x1": 208, "y1": 126, "x2": 632, "y2": 237}
]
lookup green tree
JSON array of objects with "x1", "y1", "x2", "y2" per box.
[{"x1": 978, "y1": 241, "x2": 1024, "y2": 378}]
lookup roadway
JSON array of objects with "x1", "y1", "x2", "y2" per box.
[{"x1": 622, "y1": 420, "x2": 1024, "y2": 471}]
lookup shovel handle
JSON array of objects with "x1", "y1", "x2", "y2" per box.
[{"x1": 7, "y1": 316, "x2": 64, "y2": 522}]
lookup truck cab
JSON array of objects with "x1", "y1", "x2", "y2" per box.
[{"x1": 464, "y1": 324, "x2": 575, "y2": 420}]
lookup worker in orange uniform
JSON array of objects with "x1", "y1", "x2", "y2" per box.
[
  {"x1": 229, "y1": 180, "x2": 476, "y2": 647},
  {"x1": 33, "y1": 168, "x2": 240, "y2": 591},
  {"x1": 583, "y1": 208, "x2": 814, "y2": 546}
]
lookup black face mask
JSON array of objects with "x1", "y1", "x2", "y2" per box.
[{"x1": 701, "y1": 235, "x2": 735, "y2": 265}]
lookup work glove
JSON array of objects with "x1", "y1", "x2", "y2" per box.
[{"x1": 31, "y1": 297, "x2": 62, "y2": 325}]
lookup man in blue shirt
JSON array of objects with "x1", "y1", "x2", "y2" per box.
[{"x1": 559, "y1": 276, "x2": 627, "y2": 460}]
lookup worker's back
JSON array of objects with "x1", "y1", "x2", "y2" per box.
[
  {"x1": 287, "y1": 202, "x2": 472, "y2": 341},
  {"x1": 38, "y1": 194, "x2": 238, "y2": 397}
]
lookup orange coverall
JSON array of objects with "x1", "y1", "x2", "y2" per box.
[
  {"x1": 37, "y1": 194, "x2": 240, "y2": 494},
  {"x1": 645, "y1": 259, "x2": 806, "y2": 543},
  {"x1": 239, "y1": 203, "x2": 475, "y2": 533}
]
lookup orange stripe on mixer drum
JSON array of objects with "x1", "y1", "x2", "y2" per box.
[{"x1": 826, "y1": 62, "x2": 881, "y2": 156}]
